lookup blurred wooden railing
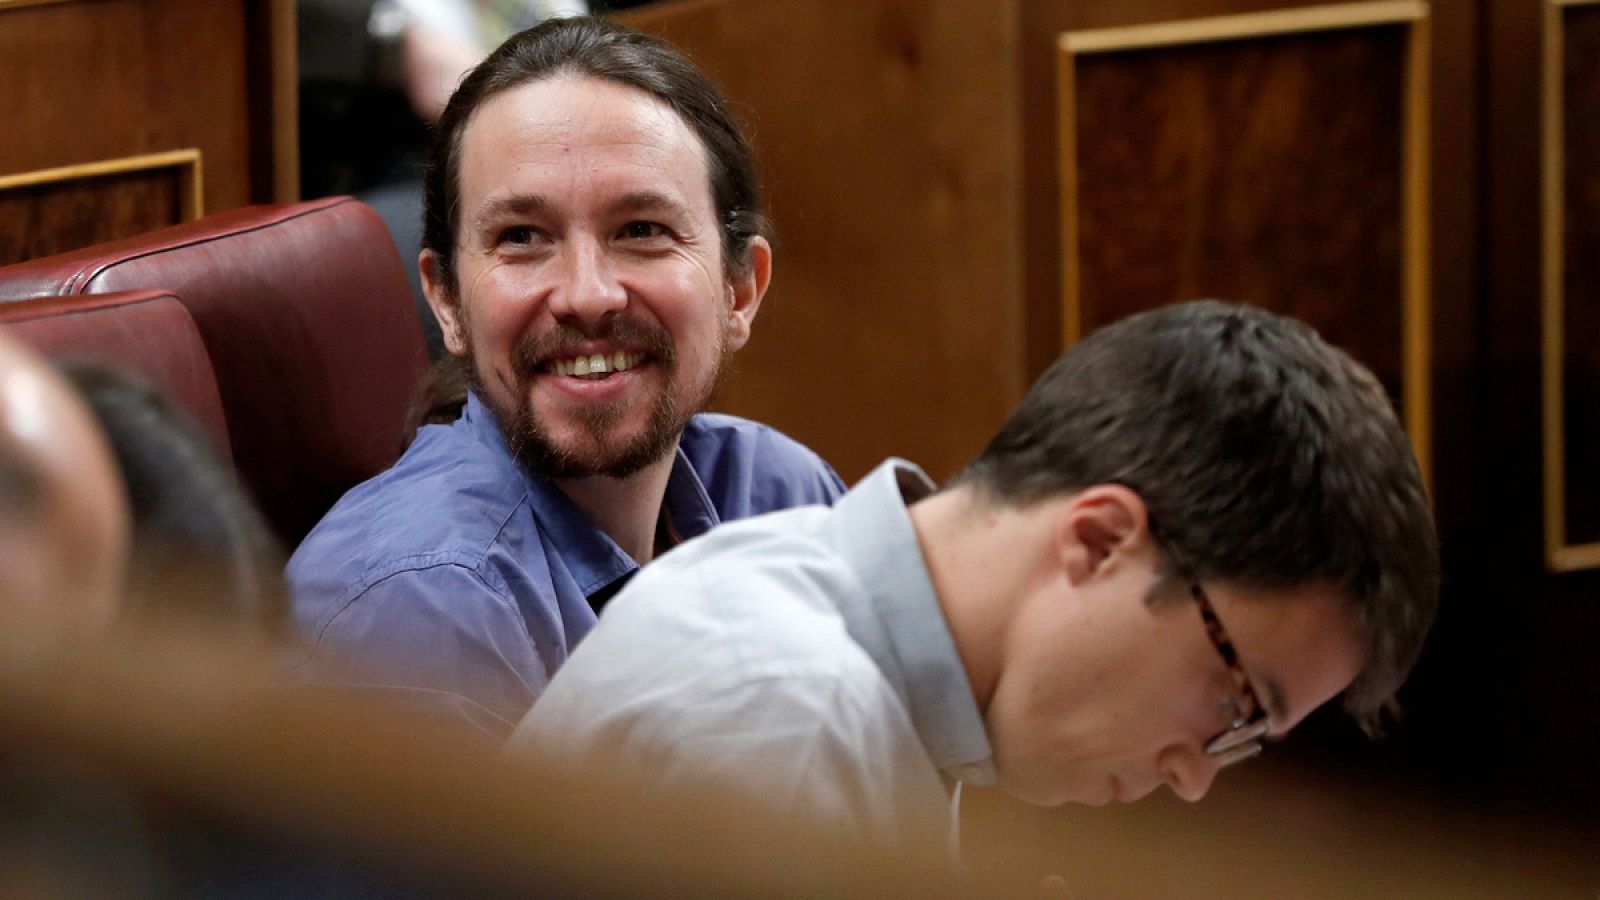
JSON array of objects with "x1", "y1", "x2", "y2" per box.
[{"x1": 1, "y1": 618, "x2": 1595, "y2": 897}]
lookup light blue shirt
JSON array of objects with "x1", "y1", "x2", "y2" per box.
[
  {"x1": 514, "y1": 459, "x2": 994, "y2": 848},
  {"x1": 287, "y1": 391, "x2": 845, "y2": 736}
]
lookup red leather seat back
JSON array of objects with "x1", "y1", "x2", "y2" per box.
[
  {"x1": 0, "y1": 289, "x2": 232, "y2": 461},
  {"x1": 0, "y1": 197, "x2": 429, "y2": 544}
]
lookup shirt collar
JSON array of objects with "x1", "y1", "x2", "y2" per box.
[
  {"x1": 462, "y1": 393, "x2": 723, "y2": 596},
  {"x1": 826, "y1": 459, "x2": 995, "y2": 786}
]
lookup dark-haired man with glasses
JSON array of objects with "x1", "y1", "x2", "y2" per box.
[{"x1": 514, "y1": 300, "x2": 1440, "y2": 846}]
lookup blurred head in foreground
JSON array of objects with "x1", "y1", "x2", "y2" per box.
[
  {"x1": 60, "y1": 362, "x2": 285, "y2": 633},
  {"x1": 0, "y1": 334, "x2": 128, "y2": 648}
]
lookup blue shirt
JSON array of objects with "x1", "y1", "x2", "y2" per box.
[{"x1": 287, "y1": 392, "x2": 845, "y2": 736}]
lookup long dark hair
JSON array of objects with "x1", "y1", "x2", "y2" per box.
[{"x1": 422, "y1": 16, "x2": 771, "y2": 296}]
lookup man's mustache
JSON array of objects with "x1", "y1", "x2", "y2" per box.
[{"x1": 511, "y1": 318, "x2": 676, "y2": 380}]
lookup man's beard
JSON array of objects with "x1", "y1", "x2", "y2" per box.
[{"x1": 468, "y1": 316, "x2": 731, "y2": 481}]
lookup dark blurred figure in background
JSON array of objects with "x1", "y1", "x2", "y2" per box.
[
  {"x1": 2, "y1": 357, "x2": 336, "y2": 898},
  {"x1": 60, "y1": 362, "x2": 287, "y2": 633},
  {"x1": 300, "y1": 1, "x2": 670, "y2": 356}
]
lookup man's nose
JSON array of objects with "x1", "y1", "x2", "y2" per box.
[
  {"x1": 1157, "y1": 744, "x2": 1222, "y2": 803},
  {"x1": 549, "y1": 239, "x2": 627, "y2": 324}
]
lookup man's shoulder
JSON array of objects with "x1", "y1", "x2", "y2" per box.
[
  {"x1": 540, "y1": 517, "x2": 883, "y2": 706},
  {"x1": 681, "y1": 411, "x2": 818, "y2": 458},
  {"x1": 649, "y1": 501, "x2": 837, "y2": 577},
  {"x1": 527, "y1": 523, "x2": 926, "y2": 821},
  {"x1": 616, "y1": 511, "x2": 867, "y2": 670},
  {"x1": 681, "y1": 413, "x2": 846, "y2": 510},
  {"x1": 287, "y1": 423, "x2": 536, "y2": 609}
]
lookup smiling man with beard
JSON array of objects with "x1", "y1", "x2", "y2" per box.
[{"x1": 286, "y1": 18, "x2": 845, "y2": 738}]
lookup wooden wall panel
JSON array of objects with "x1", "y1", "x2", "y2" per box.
[
  {"x1": 1058, "y1": 5, "x2": 1430, "y2": 476},
  {"x1": 0, "y1": 151, "x2": 200, "y2": 265},
  {"x1": 622, "y1": 0, "x2": 1598, "y2": 837},
  {"x1": 1472, "y1": 0, "x2": 1600, "y2": 815},
  {"x1": 618, "y1": 0, "x2": 1025, "y2": 484},
  {"x1": 1069, "y1": 26, "x2": 1407, "y2": 389},
  {"x1": 0, "y1": 0, "x2": 296, "y2": 262},
  {"x1": 1022, "y1": 1, "x2": 1341, "y2": 382},
  {"x1": 1544, "y1": 0, "x2": 1600, "y2": 565}
]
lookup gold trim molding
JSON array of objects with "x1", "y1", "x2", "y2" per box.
[
  {"x1": 0, "y1": 0, "x2": 85, "y2": 10},
  {"x1": 1061, "y1": 0, "x2": 1427, "y2": 55},
  {"x1": 0, "y1": 149, "x2": 205, "y2": 222},
  {"x1": 1541, "y1": 0, "x2": 1600, "y2": 572},
  {"x1": 1056, "y1": 1, "x2": 1433, "y2": 490}
]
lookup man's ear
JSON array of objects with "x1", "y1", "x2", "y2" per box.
[
  {"x1": 723, "y1": 236, "x2": 771, "y2": 353},
  {"x1": 420, "y1": 249, "x2": 468, "y2": 357},
  {"x1": 1054, "y1": 485, "x2": 1150, "y2": 587}
]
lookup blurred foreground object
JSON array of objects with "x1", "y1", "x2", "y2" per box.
[
  {"x1": 962, "y1": 769, "x2": 1600, "y2": 899},
  {"x1": 0, "y1": 332, "x2": 128, "y2": 653},
  {"x1": 0, "y1": 619, "x2": 985, "y2": 898},
  {"x1": 60, "y1": 361, "x2": 287, "y2": 633},
  {"x1": 0, "y1": 615, "x2": 1592, "y2": 898}
]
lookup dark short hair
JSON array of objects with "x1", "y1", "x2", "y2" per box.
[
  {"x1": 61, "y1": 362, "x2": 286, "y2": 633},
  {"x1": 954, "y1": 301, "x2": 1439, "y2": 727},
  {"x1": 422, "y1": 16, "x2": 771, "y2": 294}
]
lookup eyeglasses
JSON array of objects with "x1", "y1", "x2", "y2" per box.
[{"x1": 1189, "y1": 580, "x2": 1270, "y2": 767}]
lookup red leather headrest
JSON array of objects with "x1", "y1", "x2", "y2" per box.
[
  {"x1": 0, "y1": 197, "x2": 429, "y2": 544},
  {"x1": 0, "y1": 289, "x2": 232, "y2": 461}
]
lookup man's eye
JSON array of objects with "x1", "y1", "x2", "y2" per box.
[
  {"x1": 620, "y1": 221, "x2": 668, "y2": 241},
  {"x1": 499, "y1": 226, "x2": 536, "y2": 246}
]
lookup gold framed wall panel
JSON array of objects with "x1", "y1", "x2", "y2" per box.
[
  {"x1": 1057, "y1": 0, "x2": 1432, "y2": 488},
  {"x1": 0, "y1": 149, "x2": 203, "y2": 265},
  {"x1": 1541, "y1": 0, "x2": 1600, "y2": 572},
  {"x1": 0, "y1": 0, "x2": 275, "y2": 216}
]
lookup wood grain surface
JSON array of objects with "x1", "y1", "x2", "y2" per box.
[
  {"x1": 619, "y1": 0, "x2": 1025, "y2": 483},
  {"x1": 1068, "y1": 24, "x2": 1409, "y2": 404},
  {"x1": 0, "y1": 0, "x2": 292, "y2": 262}
]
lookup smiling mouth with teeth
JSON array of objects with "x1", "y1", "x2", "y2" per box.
[{"x1": 547, "y1": 351, "x2": 643, "y2": 380}]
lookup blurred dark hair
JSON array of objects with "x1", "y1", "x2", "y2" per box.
[
  {"x1": 0, "y1": 444, "x2": 41, "y2": 517},
  {"x1": 422, "y1": 16, "x2": 771, "y2": 296},
  {"x1": 59, "y1": 362, "x2": 286, "y2": 633},
  {"x1": 954, "y1": 301, "x2": 1439, "y2": 729}
]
